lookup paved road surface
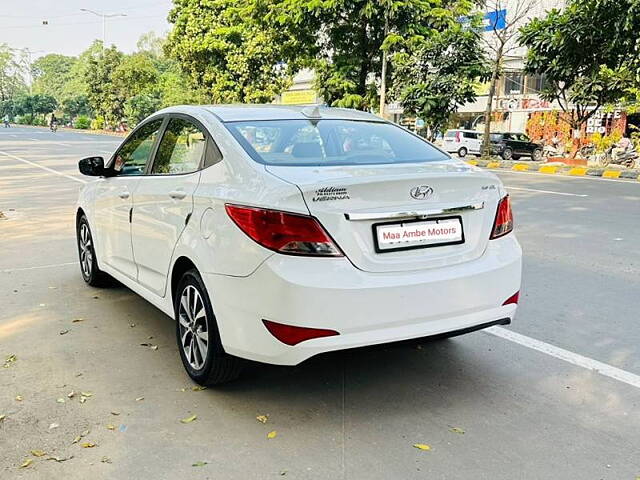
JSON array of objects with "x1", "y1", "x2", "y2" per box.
[{"x1": 1, "y1": 126, "x2": 639, "y2": 479}]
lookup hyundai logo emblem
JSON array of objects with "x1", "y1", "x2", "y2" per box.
[{"x1": 410, "y1": 185, "x2": 434, "y2": 200}]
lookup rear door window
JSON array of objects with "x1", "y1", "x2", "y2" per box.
[{"x1": 152, "y1": 118, "x2": 207, "y2": 175}]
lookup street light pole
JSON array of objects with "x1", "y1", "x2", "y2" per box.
[{"x1": 79, "y1": 9, "x2": 127, "y2": 47}]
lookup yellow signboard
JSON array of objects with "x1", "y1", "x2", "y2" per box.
[{"x1": 281, "y1": 89, "x2": 317, "y2": 105}]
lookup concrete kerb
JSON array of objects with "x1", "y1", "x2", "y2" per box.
[{"x1": 469, "y1": 157, "x2": 640, "y2": 181}]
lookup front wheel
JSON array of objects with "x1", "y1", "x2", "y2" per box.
[
  {"x1": 501, "y1": 148, "x2": 513, "y2": 160},
  {"x1": 76, "y1": 215, "x2": 111, "y2": 287},
  {"x1": 457, "y1": 147, "x2": 468, "y2": 158},
  {"x1": 175, "y1": 269, "x2": 243, "y2": 385},
  {"x1": 532, "y1": 148, "x2": 543, "y2": 161}
]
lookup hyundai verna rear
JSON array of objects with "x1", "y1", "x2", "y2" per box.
[{"x1": 76, "y1": 105, "x2": 522, "y2": 385}]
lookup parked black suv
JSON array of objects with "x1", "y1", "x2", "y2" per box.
[{"x1": 490, "y1": 132, "x2": 543, "y2": 161}]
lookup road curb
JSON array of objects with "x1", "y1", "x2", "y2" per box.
[{"x1": 467, "y1": 158, "x2": 640, "y2": 182}]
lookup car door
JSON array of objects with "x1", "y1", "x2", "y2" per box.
[
  {"x1": 93, "y1": 118, "x2": 163, "y2": 279},
  {"x1": 465, "y1": 131, "x2": 481, "y2": 154},
  {"x1": 517, "y1": 133, "x2": 535, "y2": 156},
  {"x1": 131, "y1": 115, "x2": 219, "y2": 297}
]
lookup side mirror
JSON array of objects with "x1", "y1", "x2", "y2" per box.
[{"x1": 79, "y1": 156, "x2": 106, "y2": 177}]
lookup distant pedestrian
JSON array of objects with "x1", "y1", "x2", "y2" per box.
[{"x1": 3, "y1": 114, "x2": 9, "y2": 128}]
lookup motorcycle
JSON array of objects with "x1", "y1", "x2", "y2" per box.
[
  {"x1": 50, "y1": 121, "x2": 58, "y2": 133},
  {"x1": 602, "y1": 145, "x2": 638, "y2": 168}
]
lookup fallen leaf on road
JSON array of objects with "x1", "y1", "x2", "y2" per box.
[
  {"x1": 267, "y1": 431, "x2": 277, "y2": 439},
  {"x1": 15, "y1": 395, "x2": 23, "y2": 401},
  {"x1": 81, "y1": 429, "x2": 90, "y2": 437},
  {"x1": 67, "y1": 391, "x2": 75, "y2": 398},
  {"x1": 150, "y1": 345, "x2": 158, "y2": 351},
  {"x1": 48, "y1": 286, "x2": 57, "y2": 290},
  {"x1": 31, "y1": 450, "x2": 46, "y2": 457},
  {"x1": 59, "y1": 330, "x2": 69, "y2": 335},
  {"x1": 0, "y1": 414, "x2": 6, "y2": 422},
  {"x1": 3, "y1": 354, "x2": 16, "y2": 368},
  {"x1": 20, "y1": 459, "x2": 32, "y2": 468},
  {"x1": 256, "y1": 415, "x2": 269, "y2": 424},
  {"x1": 80, "y1": 392, "x2": 93, "y2": 397},
  {"x1": 49, "y1": 423, "x2": 59, "y2": 430},
  {"x1": 106, "y1": 424, "x2": 115, "y2": 430},
  {"x1": 101, "y1": 456, "x2": 112, "y2": 464},
  {"x1": 413, "y1": 444, "x2": 431, "y2": 451},
  {"x1": 72, "y1": 318, "x2": 85, "y2": 323},
  {"x1": 79, "y1": 396, "x2": 88, "y2": 404},
  {"x1": 192, "y1": 461, "x2": 208, "y2": 467},
  {"x1": 110, "y1": 411, "x2": 120, "y2": 416},
  {"x1": 92, "y1": 295, "x2": 99, "y2": 299},
  {"x1": 449, "y1": 427, "x2": 465, "y2": 435},
  {"x1": 72, "y1": 436, "x2": 81, "y2": 444},
  {"x1": 47, "y1": 455, "x2": 73, "y2": 463},
  {"x1": 80, "y1": 442, "x2": 96, "y2": 448},
  {"x1": 56, "y1": 398, "x2": 65, "y2": 404},
  {"x1": 280, "y1": 470, "x2": 288, "y2": 476},
  {"x1": 135, "y1": 397, "x2": 144, "y2": 402},
  {"x1": 192, "y1": 386, "x2": 206, "y2": 391},
  {"x1": 181, "y1": 414, "x2": 197, "y2": 424},
  {"x1": 129, "y1": 323, "x2": 136, "y2": 328}
]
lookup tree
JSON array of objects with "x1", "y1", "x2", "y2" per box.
[
  {"x1": 62, "y1": 95, "x2": 91, "y2": 119},
  {"x1": 519, "y1": 0, "x2": 636, "y2": 154},
  {"x1": 282, "y1": 0, "x2": 477, "y2": 110},
  {"x1": 112, "y1": 53, "x2": 159, "y2": 98},
  {"x1": 85, "y1": 46, "x2": 124, "y2": 126},
  {"x1": 393, "y1": 22, "x2": 489, "y2": 139},
  {"x1": 14, "y1": 93, "x2": 57, "y2": 122},
  {"x1": 124, "y1": 93, "x2": 162, "y2": 126},
  {"x1": 31, "y1": 54, "x2": 76, "y2": 102},
  {"x1": 0, "y1": 44, "x2": 26, "y2": 102},
  {"x1": 479, "y1": 0, "x2": 536, "y2": 157},
  {"x1": 166, "y1": 0, "x2": 305, "y2": 103}
]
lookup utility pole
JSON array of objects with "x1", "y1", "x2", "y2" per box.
[
  {"x1": 379, "y1": 11, "x2": 389, "y2": 119},
  {"x1": 80, "y1": 9, "x2": 127, "y2": 47}
]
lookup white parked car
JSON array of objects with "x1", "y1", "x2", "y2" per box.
[
  {"x1": 76, "y1": 105, "x2": 522, "y2": 385},
  {"x1": 442, "y1": 129, "x2": 483, "y2": 157}
]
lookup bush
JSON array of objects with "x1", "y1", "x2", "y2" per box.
[
  {"x1": 32, "y1": 117, "x2": 47, "y2": 127},
  {"x1": 15, "y1": 115, "x2": 31, "y2": 125},
  {"x1": 91, "y1": 116, "x2": 105, "y2": 130},
  {"x1": 74, "y1": 116, "x2": 91, "y2": 129}
]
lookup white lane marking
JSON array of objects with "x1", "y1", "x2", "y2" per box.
[
  {"x1": 506, "y1": 186, "x2": 588, "y2": 197},
  {"x1": 494, "y1": 169, "x2": 638, "y2": 184},
  {"x1": 1, "y1": 262, "x2": 76, "y2": 273},
  {"x1": 56, "y1": 142, "x2": 73, "y2": 147},
  {"x1": 0, "y1": 150, "x2": 87, "y2": 184},
  {"x1": 486, "y1": 326, "x2": 640, "y2": 390}
]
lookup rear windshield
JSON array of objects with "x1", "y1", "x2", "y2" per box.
[{"x1": 225, "y1": 119, "x2": 449, "y2": 166}]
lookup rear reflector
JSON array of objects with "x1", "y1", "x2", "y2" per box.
[
  {"x1": 490, "y1": 195, "x2": 514, "y2": 239},
  {"x1": 262, "y1": 320, "x2": 339, "y2": 346},
  {"x1": 225, "y1": 204, "x2": 343, "y2": 257},
  {"x1": 502, "y1": 291, "x2": 519, "y2": 305}
]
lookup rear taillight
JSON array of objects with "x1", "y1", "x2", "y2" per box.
[
  {"x1": 455, "y1": 131, "x2": 461, "y2": 142},
  {"x1": 263, "y1": 320, "x2": 339, "y2": 346},
  {"x1": 225, "y1": 204, "x2": 343, "y2": 256},
  {"x1": 490, "y1": 195, "x2": 513, "y2": 239}
]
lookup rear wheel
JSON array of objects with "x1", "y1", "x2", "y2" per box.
[
  {"x1": 175, "y1": 269, "x2": 243, "y2": 385},
  {"x1": 457, "y1": 147, "x2": 468, "y2": 158},
  {"x1": 501, "y1": 148, "x2": 513, "y2": 160},
  {"x1": 532, "y1": 148, "x2": 543, "y2": 161},
  {"x1": 76, "y1": 215, "x2": 111, "y2": 287}
]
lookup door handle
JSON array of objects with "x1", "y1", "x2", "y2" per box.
[
  {"x1": 169, "y1": 190, "x2": 187, "y2": 200},
  {"x1": 118, "y1": 190, "x2": 130, "y2": 199}
]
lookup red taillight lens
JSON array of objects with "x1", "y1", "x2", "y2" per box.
[
  {"x1": 455, "y1": 131, "x2": 461, "y2": 142},
  {"x1": 490, "y1": 195, "x2": 513, "y2": 239},
  {"x1": 225, "y1": 204, "x2": 343, "y2": 256},
  {"x1": 502, "y1": 291, "x2": 519, "y2": 305},
  {"x1": 263, "y1": 320, "x2": 339, "y2": 346}
]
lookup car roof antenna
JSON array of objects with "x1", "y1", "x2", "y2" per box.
[{"x1": 301, "y1": 105, "x2": 322, "y2": 119}]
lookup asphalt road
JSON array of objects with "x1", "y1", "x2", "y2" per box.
[{"x1": 1, "y1": 126, "x2": 639, "y2": 480}]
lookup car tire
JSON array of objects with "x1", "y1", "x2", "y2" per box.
[
  {"x1": 501, "y1": 148, "x2": 513, "y2": 160},
  {"x1": 76, "y1": 215, "x2": 112, "y2": 287},
  {"x1": 175, "y1": 269, "x2": 244, "y2": 385},
  {"x1": 532, "y1": 148, "x2": 543, "y2": 161},
  {"x1": 457, "y1": 147, "x2": 468, "y2": 158}
]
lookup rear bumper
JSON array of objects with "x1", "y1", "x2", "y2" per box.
[{"x1": 204, "y1": 235, "x2": 522, "y2": 365}]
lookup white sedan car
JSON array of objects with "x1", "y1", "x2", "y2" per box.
[{"x1": 76, "y1": 105, "x2": 521, "y2": 385}]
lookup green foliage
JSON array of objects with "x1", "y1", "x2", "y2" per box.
[
  {"x1": 0, "y1": 44, "x2": 27, "y2": 102},
  {"x1": 124, "y1": 93, "x2": 162, "y2": 126},
  {"x1": 31, "y1": 54, "x2": 77, "y2": 102},
  {"x1": 74, "y1": 115, "x2": 91, "y2": 129},
  {"x1": 520, "y1": 0, "x2": 638, "y2": 133},
  {"x1": 166, "y1": 0, "x2": 297, "y2": 103},
  {"x1": 85, "y1": 46, "x2": 125, "y2": 127},
  {"x1": 13, "y1": 93, "x2": 57, "y2": 123},
  {"x1": 393, "y1": 22, "x2": 489, "y2": 137},
  {"x1": 62, "y1": 95, "x2": 91, "y2": 119}
]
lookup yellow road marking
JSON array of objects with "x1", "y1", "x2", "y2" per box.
[
  {"x1": 568, "y1": 167, "x2": 588, "y2": 176},
  {"x1": 512, "y1": 164, "x2": 529, "y2": 171},
  {"x1": 486, "y1": 161, "x2": 500, "y2": 168},
  {"x1": 602, "y1": 170, "x2": 621, "y2": 179},
  {"x1": 538, "y1": 165, "x2": 558, "y2": 174}
]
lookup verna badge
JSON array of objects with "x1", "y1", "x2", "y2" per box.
[{"x1": 410, "y1": 185, "x2": 433, "y2": 200}]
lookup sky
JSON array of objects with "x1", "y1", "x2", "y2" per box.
[{"x1": 0, "y1": 0, "x2": 173, "y2": 58}]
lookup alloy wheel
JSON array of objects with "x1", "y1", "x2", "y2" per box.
[
  {"x1": 79, "y1": 223, "x2": 93, "y2": 278},
  {"x1": 178, "y1": 285, "x2": 209, "y2": 370}
]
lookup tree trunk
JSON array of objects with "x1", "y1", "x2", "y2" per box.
[{"x1": 481, "y1": 46, "x2": 503, "y2": 158}]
